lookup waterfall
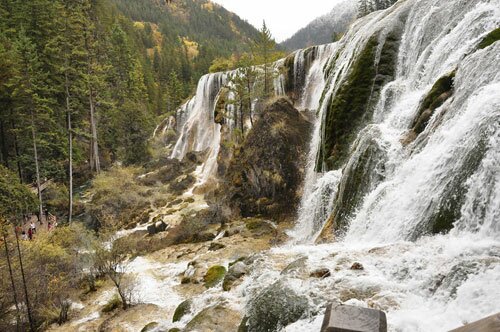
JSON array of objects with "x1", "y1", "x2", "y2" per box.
[
  {"x1": 293, "y1": 0, "x2": 500, "y2": 242},
  {"x1": 144, "y1": 1, "x2": 500, "y2": 330}
]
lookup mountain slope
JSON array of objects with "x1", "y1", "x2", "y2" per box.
[
  {"x1": 280, "y1": 0, "x2": 358, "y2": 51},
  {"x1": 112, "y1": 0, "x2": 260, "y2": 77}
]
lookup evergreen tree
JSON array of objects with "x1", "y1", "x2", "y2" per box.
[{"x1": 252, "y1": 21, "x2": 277, "y2": 98}]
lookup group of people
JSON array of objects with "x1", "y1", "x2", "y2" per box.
[{"x1": 19, "y1": 209, "x2": 57, "y2": 241}]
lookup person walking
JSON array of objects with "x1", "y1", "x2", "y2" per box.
[
  {"x1": 30, "y1": 221, "x2": 36, "y2": 235},
  {"x1": 27, "y1": 227, "x2": 33, "y2": 240}
]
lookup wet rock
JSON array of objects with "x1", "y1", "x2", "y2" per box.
[
  {"x1": 141, "y1": 322, "x2": 159, "y2": 332},
  {"x1": 185, "y1": 304, "x2": 241, "y2": 332},
  {"x1": 173, "y1": 299, "x2": 192, "y2": 322},
  {"x1": 208, "y1": 242, "x2": 226, "y2": 251},
  {"x1": 281, "y1": 257, "x2": 308, "y2": 276},
  {"x1": 244, "y1": 218, "x2": 276, "y2": 237},
  {"x1": 223, "y1": 261, "x2": 248, "y2": 291},
  {"x1": 203, "y1": 265, "x2": 227, "y2": 288},
  {"x1": 351, "y1": 262, "x2": 364, "y2": 270},
  {"x1": 310, "y1": 268, "x2": 331, "y2": 279},
  {"x1": 147, "y1": 221, "x2": 168, "y2": 235},
  {"x1": 246, "y1": 280, "x2": 309, "y2": 332},
  {"x1": 168, "y1": 328, "x2": 181, "y2": 332}
]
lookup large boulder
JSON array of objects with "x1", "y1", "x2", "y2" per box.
[
  {"x1": 220, "y1": 98, "x2": 312, "y2": 220},
  {"x1": 244, "y1": 280, "x2": 309, "y2": 332}
]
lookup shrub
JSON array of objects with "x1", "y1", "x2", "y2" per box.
[{"x1": 102, "y1": 294, "x2": 122, "y2": 313}]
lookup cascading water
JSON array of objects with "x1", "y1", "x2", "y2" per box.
[{"x1": 145, "y1": 1, "x2": 499, "y2": 330}]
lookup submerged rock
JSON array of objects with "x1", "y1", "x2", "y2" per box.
[
  {"x1": 350, "y1": 262, "x2": 364, "y2": 270},
  {"x1": 245, "y1": 280, "x2": 309, "y2": 332}
]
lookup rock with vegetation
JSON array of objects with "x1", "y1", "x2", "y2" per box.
[
  {"x1": 319, "y1": 17, "x2": 405, "y2": 170},
  {"x1": 244, "y1": 280, "x2": 309, "y2": 332},
  {"x1": 184, "y1": 304, "x2": 241, "y2": 332},
  {"x1": 221, "y1": 98, "x2": 312, "y2": 220},
  {"x1": 141, "y1": 322, "x2": 159, "y2": 332},
  {"x1": 173, "y1": 299, "x2": 193, "y2": 322},
  {"x1": 402, "y1": 71, "x2": 455, "y2": 145},
  {"x1": 204, "y1": 265, "x2": 227, "y2": 288},
  {"x1": 477, "y1": 27, "x2": 500, "y2": 49}
]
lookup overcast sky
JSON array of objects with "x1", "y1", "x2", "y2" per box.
[{"x1": 211, "y1": 0, "x2": 344, "y2": 42}]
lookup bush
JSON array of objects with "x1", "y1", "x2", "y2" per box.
[{"x1": 102, "y1": 294, "x2": 122, "y2": 313}]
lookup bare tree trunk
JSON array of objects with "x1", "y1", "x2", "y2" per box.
[
  {"x1": 2, "y1": 229, "x2": 21, "y2": 331},
  {"x1": 247, "y1": 80, "x2": 253, "y2": 128},
  {"x1": 65, "y1": 71, "x2": 73, "y2": 223},
  {"x1": 0, "y1": 119, "x2": 9, "y2": 167},
  {"x1": 9, "y1": 114, "x2": 23, "y2": 183},
  {"x1": 89, "y1": 87, "x2": 100, "y2": 173},
  {"x1": 14, "y1": 227, "x2": 35, "y2": 331},
  {"x1": 29, "y1": 110, "x2": 43, "y2": 223}
]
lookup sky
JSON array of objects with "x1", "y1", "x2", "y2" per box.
[{"x1": 210, "y1": 0, "x2": 344, "y2": 42}]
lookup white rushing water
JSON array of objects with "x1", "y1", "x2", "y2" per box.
[{"x1": 146, "y1": 0, "x2": 500, "y2": 331}]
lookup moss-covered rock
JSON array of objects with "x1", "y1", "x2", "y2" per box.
[
  {"x1": 246, "y1": 280, "x2": 309, "y2": 332},
  {"x1": 402, "y1": 71, "x2": 455, "y2": 146},
  {"x1": 141, "y1": 322, "x2": 159, "y2": 332},
  {"x1": 318, "y1": 127, "x2": 387, "y2": 240},
  {"x1": 220, "y1": 98, "x2": 312, "y2": 220},
  {"x1": 477, "y1": 27, "x2": 500, "y2": 49},
  {"x1": 173, "y1": 299, "x2": 192, "y2": 322},
  {"x1": 168, "y1": 329, "x2": 181, "y2": 332},
  {"x1": 319, "y1": 21, "x2": 404, "y2": 170},
  {"x1": 203, "y1": 265, "x2": 227, "y2": 288}
]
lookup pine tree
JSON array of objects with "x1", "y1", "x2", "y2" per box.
[{"x1": 252, "y1": 21, "x2": 277, "y2": 98}]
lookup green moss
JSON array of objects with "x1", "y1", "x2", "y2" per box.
[
  {"x1": 141, "y1": 322, "x2": 159, "y2": 332},
  {"x1": 173, "y1": 299, "x2": 192, "y2": 322},
  {"x1": 420, "y1": 72, "x2": 455, "y2": 112},
  {"x1": 329, "y1": 133, "x2": 387, "y2": 232},
  {"x1": 203, "y1": 265, "x2": 227, "y2": 288},
  {"x1": 409, "y1": 71, "x2": 455, "y2": 138},
  {"x1": 168, "y1": 329, "x2": 181, "y2": 332},
  {"x1": 427, "y1": 138, "x2": 487, "y2": 235},
  {"x1": 319, "y1": 27, "x2": 401, "y2": 170},
  {"x1": 477, "y1": 27, "x2": 500, "y2": 49}
]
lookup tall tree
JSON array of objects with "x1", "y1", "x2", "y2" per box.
[{"x1": 252, "y1": 21, "x2": 277, "y2": 98}]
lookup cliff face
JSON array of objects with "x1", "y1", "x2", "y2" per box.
[{"x1": 219, "y1": 98, "x2": 312, "y2": 220}]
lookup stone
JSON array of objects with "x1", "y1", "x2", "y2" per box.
[
  {"x1": 320, "y1": 304, "x2": 387, "y2": 332},
  {"x1": 351, "y1": 262, "x2": 364, "y2": 270},
  {"x1": 223, "y1": 261, "x2": 248, "y2": 291},
  {"x1": 185, "y1": 304, "x2": 241, "y2": 332},
  {"x1": 281, "y1": 257, "x2": 308, "y2": 276},
  {"x1": 310, "y1": 268, "x2": 331, "y2": 279},
  {"x1": 449, "y1": 312, "x2": 500, "y2": 332},
  {"x1": 203, "y1": 265, "x2": 227, "y2": 288},
  {"x1": 208, "y1": 242, "x2": 226, "y2": 251},
  {"x1": 173, "y1": 299, "x2": 192, "y2": 322},
  {"x1": 141, "y1": 322, "x2": 159, "y2": 332},
  {"x1": 246, "y1": 280, "x2": 309, "y2": 332}
]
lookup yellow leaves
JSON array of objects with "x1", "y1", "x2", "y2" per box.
[{"x1": 182, "y1": 37, "x2": 199, "y2": 60}]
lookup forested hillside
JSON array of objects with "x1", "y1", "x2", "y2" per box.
[
  {"x1": 0, "y1": 0, "x2": 259, "y2": 194},
  {"x1": 280, "y1": 0, "x2": 357, "y2": 51}
]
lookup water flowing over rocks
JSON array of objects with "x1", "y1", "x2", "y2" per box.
[{"x1": 58, "y1": 0, "x2": 500, "y2": 331}]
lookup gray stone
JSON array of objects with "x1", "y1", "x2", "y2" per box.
[
  {"x1": 321, "y1": 304, "x2": 387, "y2": 332},
  {"x1": 246, "y1": 280, "x2": 309, "y2": 332}
]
